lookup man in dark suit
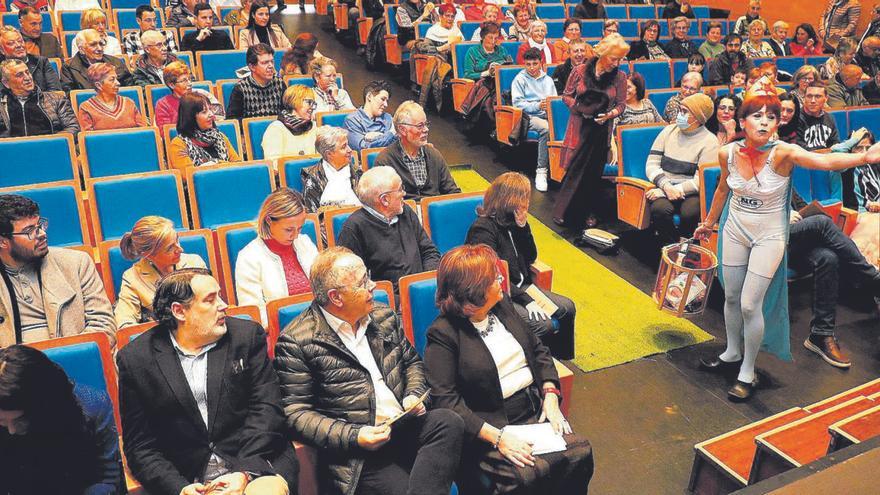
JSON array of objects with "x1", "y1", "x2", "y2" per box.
[
  {"x1": 117, "y1": 268, "x2": 297, "y2": 495},
  {"x1": 18, "y1": 7, "x2": 62, "y2": 59},
  {"x1": 180, "y1": 3, "x2": 234, "y2": 52},
  {"x1": 768, "y1": 20, "x2": 792, "y2": 56},
  {"x1": 61, "y1": 29, "x2": 132, "y2": 92}
]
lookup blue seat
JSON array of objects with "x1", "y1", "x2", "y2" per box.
[
  {"x1": 362, "y1": 148, "x2": 383, "y2": 169},
  {"x1": 59, "y1": 10, "x2": 84, "y2": 31},
  {"x1": 42, "y1": 340, "x2": 109, "y2": 393},
  {"x1": 217, "y1": 79, "x2": 239, "y2": 110},
  {"x1": 72, "y1": 86, "x2": 144, "y2": 116},
  {"x1": 692, "y1": 6, "x2": 710, "y2": 18},
  {"x1": 2, "y1": 183, "x2": 87, "y2": 247},
  {"x1": 581, "y1": 20, "x2": 605, "y2": 39},
  {"x1": 279, "y1": 155, "x2": 322, "y2": 192},
  {"x1": 115, "y1": 9, "x2": 163, "y2": 30},
  {"x1": 81, "y1": 128, "x2": 163, "y2": 179},
  {"x1": 48, "y1": 58, "x2": 61, "y2": 76},
  {"x1": 847, "y1": 106, "x2": 880, "y2": 137},
  {"x1": 647, "y1": 90, "x2": 679, "y2": 118},
  {"x1": 618, "y1": 125, "x2": 666, "y2": 180},
  {"x1": 535, "y1": 4, "x2": 565, "y2": 19},
  {"x1": 243, "y1": 117, "x2": 275, "y2": 160},
  {"x1": 168, "y1": 120, "x2": 242, "y2": 158},
  {"x1": 806, "y1": 56, "x2": 830, "y2": 67},
  {"x1": 400, "y1": 275, "x2": 438, "y2": 356},
  {"x1": 275, "y1": 289, "x2": 391, "y2": 331},
  {"x1": 701, "y1": 165, "x2": 721, "y2": 217},
  {"x1": 459, "y1": 21, "x2": 480, "y2": 40},
  {"x1": 417, "y1": 22, "x2": 431, "y2": 39},
  {"x1": 284, "y1": 74, "x2": 343, "y2": 88},
  {"x1": 423, "y1": 194, "x2": 484, "y2": 255},
  {"x1": 628, "y1": 5, "x2": 656, "y2": 19},
  {"x1": 317, "y1": 110, "x2": 355, "y2": 127},
  {"x1": 543, "y1": 20, "x2": 565, "y2": 39},
  {"x1": 385, "y1": 6, "x2": 411, "y2": 62},
  {"x1": 328, "y1": 209, "x2": 356, "y2": 246},
  {"x1": 791, "y1": 165, "x2": 815, "y2": 202},
  {"x1": 188, "y1": 163, "x2": 274, "y2": 229},
  {"x1": 632, "y1": 60, "x2": 672, "y2": 90},
  {"x1": 618, "y1": 20, "x2": 639, "y2": 38},
  {"x1": 197, "y1": 50, "x2": 247, "y2": 82},
  {"x1": 2, "y1": 12, "x2": 52, "y2": 32},
  {"x1": 605, "y1": 5, "x2": 627, "y2": 19},
  {"x1": 828, "y1": 109, "x2": 848, "y2": 138},
  {"x1": 775, "y1": 56, "x2": 805, "y2": 76},
  {"x1": 90, "y1": 171, "x2": 187, "y2": 242},
  {"x1": 500, "y1": 41, "x2": 521, "y2": 58},
  {"x1": 453, "y1": 42, "x2": 476, "y2": 78},
  {"x1": 0, "y1": 135, "x2": 77, "y2": 188}
]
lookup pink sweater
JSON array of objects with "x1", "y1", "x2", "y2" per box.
[{"x1": 154, "y1": 94, "x2": 180, "y2": 132}]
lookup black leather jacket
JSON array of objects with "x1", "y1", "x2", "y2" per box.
[{"x1": 0, "y1": 86, "x2": 80, "y2": 138}]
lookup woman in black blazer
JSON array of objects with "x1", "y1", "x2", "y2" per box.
[
  {"x1": 466, "y1": 172, "x2": 576, "y2": 359},
  {"x1": 424, "y1": 245, "x2": 593, "y2": 495}
]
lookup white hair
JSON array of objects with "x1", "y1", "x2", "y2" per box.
[
  {"x1": 681, "y1": 71, "x2": 703, "y2": 87},
  {"x1": 74, "y1": 28, "x2": 100, "y2": 50},
  {"x1": 314, "y1": 126, "x2": 348, "y2": 159},
  {"x1": 355, "y1": 166, "x2": 400, "y2": 208}
]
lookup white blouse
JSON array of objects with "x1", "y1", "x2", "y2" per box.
[
  {"x1": 320, "y1": 160, "x2": 362, "y2": 208},
  {"x1": 473, "y1": 313, "x2": 534, "y2": 399}
]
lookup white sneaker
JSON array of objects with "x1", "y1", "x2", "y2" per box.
[{"x1": 535, "y1": 171, "x2": 548, "y2": 192}]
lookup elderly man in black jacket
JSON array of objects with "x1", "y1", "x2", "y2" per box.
[
  {"x1": 0, "y1": 59, "x2": 78, "y2": 138},
  {"x1": 0, "y1": 27, "x2": 61, "y2": 92},
  {"x1": 61, "y1": 29, "x2": 132, "y2": 92},
  {"x1": 274, "y1": 247, "x2": 464, "y2": 495}
]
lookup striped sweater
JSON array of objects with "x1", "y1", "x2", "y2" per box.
[{"x1": 645, "y1": 124, "x2": 720, "y2": 196}]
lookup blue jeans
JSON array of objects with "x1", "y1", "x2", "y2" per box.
[
  {"x1": 788, "y1": 215, "x2": 880, "y2": 336},
  {"x1": 528, "y1": 116, "x2": 550, "y2": 172}
]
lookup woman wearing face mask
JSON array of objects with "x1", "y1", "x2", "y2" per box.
[
  {"x1": 694, "y1": 77, "x2": 880, "y2": 401},
  {"x1": 705, "y1": 93, "x2": 742, "y2": 145},
  {"x1": 465, "y1": 172, "x2": 577, "y2": 359}
]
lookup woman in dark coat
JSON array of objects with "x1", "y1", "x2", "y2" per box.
[
  {"x1": 466, "y1": 172, "x2": 576, "y2": 359},
  {"x1": 553, "y1": 33, "x2": 629, "y2": 234},
  {"x1": 425, "y1": 244, "x2": 593, "y2": 495}
]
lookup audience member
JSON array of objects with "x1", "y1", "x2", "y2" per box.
[
  {"x1": 741, "y1": 20, "x2": 775, "y2": 58},
  {"x1": 512, "y1": 48, "x2": 557, "y2": 192},
  {"x1": 470, "y1": 5, "x2": 508, "y2": 41},
  {"x1": 698, "y1": 21, "x2": 725, "y2": 60},
  {"x1": 464, "y1": 23, "x2": 512, "y2": 81},
  {"x1": 337, "y1": 166, "x2": 441, "y2": 290},
  {"x1": 731, "y1": 67, "x2": 748, "y2": 88},
  {"x1": 706, "y1": 34, "x2": 751, "y2": 86},
  {"x1": 169, "y1": 92, "x2": 241, "y2": 169},
  {"x1": 615, "y1": 72, "x2": 664, "y2": 128},
  {"x1": 301, "y1": 126, "x2": 363, "y2": 213},
  {"x1": 791, "y1": 23, "x2": 823, "y2": 56},
  {"x1": 281, "y1": 33, "x2": 323, "y2": 75},
  {"x1": 78, "y1": 63, "x2": 149, "y2": 131},
  {"x1": 676, "y1": 53, "x2": 705, "y2": 86},
  {"x1": 396, "y1": 0, "x2": 437, "y2": 51},
  {"x1": 776, "y1": 92, "x2": 801, "y2": 144},
  {"x1": 130, "y1": 30, "x2": 178, "y2": 86},
  {"x1": 797, "y1": 80, "x2": 840, "y2": 151},
  {"x1": 859, "y1": 4, "x2": 880, "y2": 47},
  {"x1": 412, "y1": 3, "x2": 463, "y2": 105},
  {"x1": 0, "y1": 59, "x2": 79, "y2": 138},
  {"x1": 18, "y1": 8, "x2": 61, "y2": 59},
  {"x1": 464, "y1": 0, "x2": 487, "y2": 21},
  {"x1": 827, "y1": 63, "x2": 868, "y2": 107},
  {"x1": 664, "y1": 16, "x2": 698, "y2": 59},
  {"x1": 516, "y1": 20, "x2": 558, "y2": 64},
  {"x1": 424, "y1": 244, "x2": 593, "y2": 494},
  {"x1": 554, "y1": 18, "x2": 582, "y2": 61},
  {"x1": 628, "y1": 19, "x2": 668, "y2": 61},
  {"x1": 168, "y1": 0, "x2": 219, "y2": 28},
  {"x1": 227, "y1": 44, "x2": 287, "y2": 120},
  {"x1": 850, "y1": 133, "x2": 880, "y2": 267},
  {"x1": 154, "y1": 61, "x2": 225, "y2": 130},
  {"x1": 118, "y1": 268, "x2": 298, "y2": 495},
  {"x1": 508, "y1": 5, "x2": 534, "y2": 42},
  {"x1": 600, "y1": 19, "x2": 619, "y2": 41},
  {"x1": 819, "y1": 37, "x2": 856, "y2": 80},
  {"x1": 664, "y1": 71, "x2": 702, "y2": 121},
  {"x1": 343, "y1": 80, "x2": 397, "y2": 151},
  {"x1": 705, "y1": 93, "x2": 742, "y2": 146},
  {"x1": 552, "y1": 38, "x2": 591, "y2": 94},
  {"x1": 262, "y1": 84, "x2": 318, "y2": 161},
  {"x1": 854, "y1": 35, "x2": 880, "y2": 77},
  {"x1": 71, "y1": 9, "x2": 122, "y2": 57},
  {"x1": 768, "y1": 21, "x2": 792, "y2": 56},
  {"x1": 181, "y1": 3, "x2": 233, "y2": 51},
  {"x1": 311, "y1": 57, "x2": 355, "y2": 112},
  {"x1": 61, "y1": 29, "x2": 132, "y2": 92},
  {"x1": 646, "y1": 93, "x2": 719, "y2": 245},
  {"x1": 224, "y1": 0, "x2": 252, "y2": 27},
  {"x1": 239, "y1": 1, "x2": 291, "y2": 49},
  {"x1": 273, "y1": 246, "x2": 464, "y2": 495},
  {"x1": 0, "y1": 26, "x2": 61, "y2": 92},
  {"x1": 0, "y1": 345, "x2": 121, "y2": 494},
  {"x1": 373, "y1": 101, "x2": 461, "y2": 199},
  {"x1": 115, "y1": 215, "x2": 206, "y2": 329},
  {"x1": 732, "y1": 0, "x2": 767, "y2": 37},
  {"x1": 0, "y1": 195, "x2": 114, "y2": 347},
  {"x1": 863, "y1": 69, "x2": 880, "y2": 103},
  {"x1": 818, "y1": 0, "x2": 861, "y2": 51},
  {"x1": 662, "y1": 0, "x2": 695, "y2": 19},
  {"x1": 122, "y1": 6, "x2": 178, "y2": 55},
  {"x1": 791, "y1": 64, "x2": 820, "y2": 104},
  {"x1": 235, "y1": 188, "x2": 318, "y2": 325},
  {"x1": 574, "y1": 0, "x2": 605, "y2": 20}
]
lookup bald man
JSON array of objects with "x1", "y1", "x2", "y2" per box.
[
  {"x1": 827, "y1": 64, "x2": 868, "y2": 108},
  {"x1": 855, "y1": 35, "x2": 880, "y2": 78}
]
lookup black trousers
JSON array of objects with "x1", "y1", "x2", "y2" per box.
[
  {"x1": 511, "y1": 289, "x2": 576, "y2": 360},
  {"x1": 649, "y1": 195, "x2": 701, "y2": 245},
  {"x1": 355, "y1": 408, "x2": 464, "y2": 495}
]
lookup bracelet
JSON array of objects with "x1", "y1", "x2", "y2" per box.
[
  {"x1": 493, "y1": 427, "x2": 505, "y2": 450},
  {"x1": 542, "y1": 386, "x2": 562, "y2": 398}
]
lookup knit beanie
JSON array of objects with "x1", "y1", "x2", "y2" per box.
[{"x1": 681, "y1": 93, "x2": 714, "y2": 126}]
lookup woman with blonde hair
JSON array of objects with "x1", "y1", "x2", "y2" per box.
[
  {"x1": 741, "y1": 20, "x2": 775, "y2": 58},
  {"x1": 466, "y1": 172, "x2": 576, "y2": 359},
  {"x1": 235, "y1": 188, "x2": 319, "y2": 325},
  {"x1": 78, "y1": 62, "x2": 149, "y2": 131},
  {"x1": 71, "y1": 9, "x2": 121, "y2": 56},
  {"x1": 114, "y1": 215, "x2": 207, "y2": 328},
  {"x1": 262, "y1": 85, "x2": 319, "y2": 163}
]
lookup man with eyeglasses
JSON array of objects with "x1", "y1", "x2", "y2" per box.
[
  {"x1": 338, "y1": 166, "x2": 441, "y2": 293},
  {"x1": 0, "y1": 26, "x2": 61, "y2": 92},
  {"x1": 131, "y1": 30, "x2": 179, "y2": 86},
  {"x1": 122, "y1": 5, "x2": 179, "y2": 56},
  {"x1": 373, "y1": 101, "x2": 461, "y2": 200},
  {"x1": 0, "y1": 195, "x2": 115, "y2": 348},
  {"x1": 706, "y1": 34, "x2": 752, "y2": 86},
  {"x1": 274, "y1": 246, "x2": 464, "y2": 495},
  {"x1": 226, "y1": 43, "x2": 286, "y2": 121},
  {"x1": 0, "y1": 59, "x2": 79, "y2": 138},
  {"x1": 61, "y1": 29, "x2": 132, "y2": 92}
]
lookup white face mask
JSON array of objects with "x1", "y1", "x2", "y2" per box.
[{"x1": 676, "y1": 111, "x2": 691, "y2": 129}]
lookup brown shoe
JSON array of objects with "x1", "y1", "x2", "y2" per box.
[{"x1": 804, "y1": 335, "x2": 852, "y2": 369}]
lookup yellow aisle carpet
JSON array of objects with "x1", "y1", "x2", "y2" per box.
[{"x1": 451, "y1": 168, "x2": 714, "y2": 372}]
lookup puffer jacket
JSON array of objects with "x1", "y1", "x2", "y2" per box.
[
  {"x1": 274, "y1": 302, "x2": 428, "y2": 495},
  {"x1": 0, "y1": 86, "x2": 80, "y2": 138}
]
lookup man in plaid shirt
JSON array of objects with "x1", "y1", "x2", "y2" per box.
[{"x1": 122, "y1": 5, "x2": 178, "y2": 55}]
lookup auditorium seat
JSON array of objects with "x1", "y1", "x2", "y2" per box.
[
  {"x1": 419, "y1": 192, "x2": 484, "y2": 255},
  {"x1": 605, "y1": 4, "x2": 627, "y2": 19},
  {"x1": 116, "y1": 321, "x2": 158, "y2": 349},
  {"x1": 197, "y1": 48, "x2": 247, "y2": 81},
  {"x1": 493, "y1": 64, "x2": 558, "y2": 145},
  {"x1": 79, "y1": 127, "x2": 165, "y2": 180},
  {"x1": 215, "y1": 78, "x2": 240, "y2": 110},
  {"x1": 187, "y1": 162, "x2": 275, "y2": 230},
  {"x1": 632, "y1": 60, "x2": 673, "y2": 90},
  {"x1": 775, "y1": 56, "x2": 805, "y2": 76},
  {"x1": 647, "y1": 89, "x2": 680, "y2": 118},
  {"x1": 1, "y1": 12, "x2": 53, "y2": 32},
  {"x1": 698, "y1": 163, "x2": 721, "y2": 253},
  {"x1": 0, "y1": 134, "x2": 78, "y2": 188},
  {"x1": 115, "y1": 8, "x2": 164, "y2": 31},
  {"x1": 145, "y1": 80, "x2": 212, "y2": 118},
  {"x1": 359, "y1": 147, "x2": 384, "y2": 171},
  {"x1": 283, "y1": 74, "x2": 343, "y2": 88},
  {"x1": 242, "y1": 116, "x2": 276, "y2": 160},
  {"x1": 615, "y1": 123, "x2": 666, "y2": 230},
  {"x1": 0, "y1": 182, "x2": 90, "y2": 248},
  {"x1": 166, "y1": 119, "x2": 243, "y2": 160},
  {"x1": 847, "y1": 106, "x2": 880, "y2": 137},
  {"x1": 383, "y1": 5, "x2": 409, "y2": 65},
  {"x1": 88, "y1": 170, "x2": 189, "y2": 242},
  {"x1": 450, "y1": 42, "x2": 478, "y2": 113},
  {"x1": 323, "y1": 205, "x2": 361, "y2": 247},
  {"x1": 70, "y1": 86, "x2": 146, "y2": 117},
  {"x1": 58, "y1": 10, "x2": 86, "y2": 32},
  {"x1": 316, "y1": 109, "x2": 355, "y2": 127},
  {"x1": 629, "y1": 5, "x2": 657, "y2": 19},
  {"x1": 278, "y1": 155, "x2": 323, "y2": 192},
  {"x1": 534, "y1": 3, "x2": 565, "y2": 19}
]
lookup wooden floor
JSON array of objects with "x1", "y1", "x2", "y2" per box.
[{"x1": 278, "y1": 11, "x2": 880, "y2": 494}]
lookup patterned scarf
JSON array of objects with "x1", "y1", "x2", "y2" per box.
[
  {"x1": 277, "y1": 110, "x2": 313, "y2": 135},
  {"x1": 183, "y1": 127, "x2": 229, "y2": 166}
]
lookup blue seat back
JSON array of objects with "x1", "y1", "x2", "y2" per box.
[
  {"x1": 459, "y1": 21, "x2": 480, "y2": 40},
  {"x1": 48, "y1": 58, "x2": 61, "y2": 76},
  {"x1": 791, "y1": 165, "x2": 815, "y2": 203},
  {"x1": 318, "y1": 110, "x2": 353, "y2": 127},
  {"x1": 454, "y1": 42, "x2": 476, "y2": 78},
  {"x1": 701, "y1": 166, "x2": 721, "y2": 215},
  {"x1": 618, "y1": 20, "x2": 639, "y2": 38},
  {"x1": 83, "y1": 129, "x2": 161, "y2": 178},
  {"x1": 404, "y1": 277, "x2": 438, "y2": 356},
  {"x1": 285, "y1": 75, "x2": 343, "y2": 88},
  {"x1": 806, "y1": 55, "x2": 829, "y2": 67},
  {"x1": 74, "y1": 86, "x2": 144, "y2": 115},
  {"x1": 543, "y1": 20, "x2": 565, "y2": 39},
  {"x1": 828, "y1": 109, "x2": 848, "y2": 138},
  {"x1": 548, "y1": 97, "x2": 569, "y2": 141},
  {"x1": 810, "y1": 169, "x2": 843, "y2": 204},
  {"x1": 500, "y1": 41, "x2": 521, "y2": 57},
  {"x1": 2, "y1": 12, "x2": 52, "y2": 32},
  {"x1": 148, "y1": 81, "x2": 212, "y2": 112},
  {"x1": 418, "y1": 22, "x2": 431, "y2": 38},
  {"x1": 632, "y1": 60, "x2": 671, "y2": 90},
  {"x1": 106, "y1": 233, "x2": 211, "y2": 296},
  {"x1": 605, "y1": 5, "x2": 627, "y2": 19},
  {"x1": 169, "y1": 120, "x2": 241, "y2": 157},
  {"x1": 218, "y1": 79, "x2": 238, "y2": 109},
  {"x1": 330, "y1": 210, "x2": 356, "y2": 244},
  {"x1": 535, "y1": 4, "x2": 565, "y2": 19},
  {"x1": 199, "y1": 50, "x2": 247, "y2": 82},
  {"x1": 386, "y1": 6, "x2": 399, "y2": 36},
  {"x1": 426, "y1": 195, "x2": 484, "y2": 254},
  {"x1": 116, "y1": 9, "x2": 164, "y2": 30},
  {"x1": 647, "y1": 90, "x2": 678, "y2": 117},
  {"x1": 280, "y1": 156, "x2": 322, "y2": 192},
  {"x1": 190, "y1": 164, "x2": 273, "y2": 229},
  {"x1": 775, "y1": 56, "x2": 804, "y2": 76},
  {"x1": 276, "y1": 287, "x2": 391, "y2": 332},
  {"x1": 92, "y1": 173, "x2": 185, "y2": 241},
  {"x1": 5, "y1": 185, "x2": 83, "y2": 247},
  {"x1": 245, "y1": 118, "x2": 274, "y2": 160},
  {"x1": 847, "y1": 107, "x2": 880, "y2": 137},
  {"x1": 693, "y1": 6, "x2": 710, "y2": 18},
  {"x1": 59, "y1": 10, "x2": 84, "y2": 31},
  {"x1": 0, "y1": 135, "x2": 76, "y2": 187},
  {"x1": 496, "y1": 66, "x2": 523, "y2": 96},
  {"x1": 581, "y1": 20, "x2": 605, "y2": 39},
  {"x1": 618, "y1": 125, "x2": 665, "y2": 180},
  {"x1": 42, "y1": 342, "x2": 108, "y2": 394},
  {"x1": 628, "y1": 5, "x2": 656, "y2": 19},
  {"x1": 364, "y1": 149, "x2": 382, "y2": 169}
]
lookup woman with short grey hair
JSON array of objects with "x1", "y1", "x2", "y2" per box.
[{"x1": 301, "y1": 125, "x2": 363, "y2": 214}]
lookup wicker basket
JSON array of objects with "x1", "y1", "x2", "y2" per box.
[{"x1": 652, "y1": 241, "x2": 718, "y2": 317}]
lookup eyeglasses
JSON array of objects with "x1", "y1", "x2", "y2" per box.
[
  {"x1": 380, "y1": 186, "x2": 405, "y2": 197},
  {"x1": 174, "y1": 77, "x2": 192, "y2": 85},
  {"x1": 86, "y1": 40, "x2": 107, "y2": 48},
  {"x1": 303, "y1": 98, "x2": 316, "y2": 107},
  {"x1": 335, "y1": 270, "x2": 372, "y2": 291},
  {"x1": 9, "y1": 218, "x2": 48, "y2": 240},
  {"x1": 399, "y1": 121, "x2": 430, "y2": 131}
]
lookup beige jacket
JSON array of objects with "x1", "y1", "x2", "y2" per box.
[
  {"x1": 113, "y1": 253, "x2": 206, "y2": 329},
  {"x1": 0, "y1": 247, "x2": 115, "y2": 348},
  {"x1": 238, "y1": 25, "x2": 291, "y2": 50}
]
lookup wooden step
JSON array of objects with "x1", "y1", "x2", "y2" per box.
[
  {"x1": 688, "y1": 408, "x2": 811, "y2": 494},
  {"x1": 805, "y1": 378, "x2": 880, "y2": 413},
  {"x1": 829, "y1": 404, "x2": 880, "y2": 453},
  {"x1": 751, "y1": 397, "x2": 876, "y2": 484}
]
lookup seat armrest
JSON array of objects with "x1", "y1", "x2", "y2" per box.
[
  {"x1": 615, "y1": 177, "x2": 656, "y2": 230},
  {"x1": 450, "y1": 78, "x2": 475, "y2": 114},
  {"x1": 614, "y1": 176, "x2": 655, "y2": 190},
  {"x1": 384, "y1": 35, "x2": 402, "y2": 65},
  {"x1": 837, "y1": 206, "x2": 859, "y2": 236},
  {"x1": 530, "y1": 260, "x2": 553, "y2": 291},
  {"x1": 357, "y1": 17, "x2": 373, "y2": 46},
  {"x1": 554, "y1": 359, "x2": 573, "y2": 417},
  {"x1": 548, "y1": 140, "x2": 565, "y2": 183},
  {"x1": 495, "y1": 105, "x2": 522, "y2": 145}
]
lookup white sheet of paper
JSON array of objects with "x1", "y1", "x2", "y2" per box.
[{"x1": 504, "y1": 422, "x2": 567, "y2": 455}]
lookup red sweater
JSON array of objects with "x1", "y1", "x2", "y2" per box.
[{"x1": 265, "y1": 238, "x2": 311, "y2": 296}]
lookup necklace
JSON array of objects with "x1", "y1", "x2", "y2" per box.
[{"x1": 477, "y1": 313, "x2": 498, "y2": 338}]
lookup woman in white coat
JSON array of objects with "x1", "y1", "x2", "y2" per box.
[{"x1": 235, "y1": 188, "x2": 319, "y2": 326}]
